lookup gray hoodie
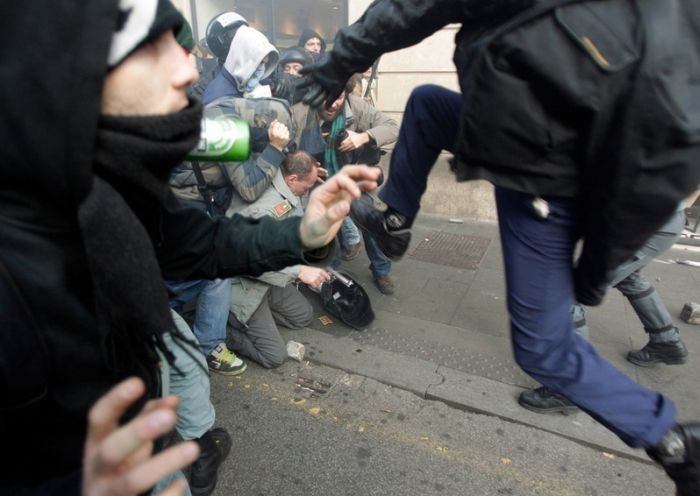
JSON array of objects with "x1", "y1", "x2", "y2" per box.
[{"x1": 223, "y1": 25, "x2": 279, "y2": 92}]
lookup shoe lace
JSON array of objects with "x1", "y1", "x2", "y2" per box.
[{"x1": 214, "y1": 346, "x2": 236, "y2": 365}]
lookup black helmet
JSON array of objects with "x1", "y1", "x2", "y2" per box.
[
  {"x1": 320, "y1": 272, "x2": 375, "y2": 330},
  {"x1": 206, "y1": 11, "x2": 248, "y2": 61},
  {"x1": 279, "y1": 46, "x2": 313, "y2": 68}
]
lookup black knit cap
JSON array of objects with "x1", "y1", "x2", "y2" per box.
[{"x1": 107, "y1": 0, "x2": 184, "y2": 68}]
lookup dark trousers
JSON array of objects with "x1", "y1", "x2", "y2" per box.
[
  {"x1": 380, "y1": 84, "x2": 676, "y2": 448},
  {"x1": 496, "y1": 187, "x2": 675, "y2": 447},
  {"x1": 378, "y1": 85, "x2": 461, "y2": 219}
]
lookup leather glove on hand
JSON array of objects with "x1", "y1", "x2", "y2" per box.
[{"x1": 298, "y1": 54, "x2": 353, "y2": 108}]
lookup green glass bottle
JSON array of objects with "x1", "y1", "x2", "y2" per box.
[{"x1": 188, "y1": 116, "x2": 251, "y2": 161}]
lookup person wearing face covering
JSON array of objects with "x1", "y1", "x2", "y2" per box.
[
  {"x1": 172, "y1": 26, "x2": 289, "y2": 211},
  {"x1": 0, "y1": 0, "x2": 381, "y2": 493},
  {"x1": 201, "y1": 24, "x2": 279, "y2": 104}
]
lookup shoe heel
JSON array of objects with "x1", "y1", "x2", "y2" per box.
[{"x1": 663, "y1": 356, "x2": 688, "y2": 365}]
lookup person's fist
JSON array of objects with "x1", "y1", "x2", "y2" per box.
[{"x1": 268, "y1": 120, "x2": 290, "y2": 151}]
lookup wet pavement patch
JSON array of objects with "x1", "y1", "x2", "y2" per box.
[{"x1": 410, "y1": 231, "x2": 490, "y2": 270}]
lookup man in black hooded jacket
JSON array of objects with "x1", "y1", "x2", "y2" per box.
[
  {"x1": 299, "y1": 0, "x2": 700, "y2": 494},
  {"x1": 0, "y1": 0, "x2": 379, "y2": 493}
]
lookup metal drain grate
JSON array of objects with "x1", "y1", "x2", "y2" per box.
[{"x1": 410, "y1": 231, "x2": 491, "y2": 270}]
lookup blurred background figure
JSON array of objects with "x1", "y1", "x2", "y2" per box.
[
  {"x1": 190, "y1": 11, "x2": 249, "y2": 98},
  {"x1": 202, "y1": 22, "x2": 278, "y2": 103},
  {"x1": 297, "y1": 28, "x2": 326, "y2": 62}
]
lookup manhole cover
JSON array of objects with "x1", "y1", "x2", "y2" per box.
[{"x1": 410, "y1": 231, "x2": 490, "y2": 269}]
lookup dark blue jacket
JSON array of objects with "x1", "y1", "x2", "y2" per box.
[{"x1": 201, "y1": 67, "x2": 243, "y2": 104}]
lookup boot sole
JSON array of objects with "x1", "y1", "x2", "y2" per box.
[
  {"x1": 350, "y1": 203, "x2": 410, "y2": 260},
  {"x1": 518, "y1": 398, "x2": 580, "y2": 416},
  {"x1": 191, "y1": 477, "x2": 217, "y2": 496},
  {"x1": 353, "y1": 218, "x2": 409, "y2": 260},
  {"x1": 208, "y1": 363, "x2": 248, "y2": 376},
  {"x1": 626, "y1": 355, "x2": 688, "y2": 367}
]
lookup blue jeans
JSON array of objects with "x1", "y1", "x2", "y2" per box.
[
  {"x1": 163, "y1": 311, "x2": 215, "y2": 440},
  {"x1": 167, "y1": 278, "x2": 232, "y2": 356},
  {"x1": 340, "y1": 216, "x2": 362, "y2": 248},
  {"x1": 153, "y1": 311, "x2": 214, "y2": 496},
  {"x1": 496, "y1": 187, "x2": 676, "y2": 448},
  {"x1": 364, "y1": 233, "x2": 391, "y2": 277}
]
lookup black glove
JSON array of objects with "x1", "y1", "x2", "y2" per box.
[
  {"x1": 298, "y1": 53, "x2": 353, "y2": 108},
  {"x1": 270, "y1": 72, "x2": 310, "y2": 105}
]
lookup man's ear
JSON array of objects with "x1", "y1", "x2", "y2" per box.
[{"x1": 285, "y1": 174, "x2": 298, "y2": 187}]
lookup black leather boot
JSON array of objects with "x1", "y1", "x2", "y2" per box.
[
  {"x1": 350, "y1": 198, "x2": 411, "y2": 260},
  {"x1": 190, "y1": 427, "x2": 232, "y2": 496},
  {"x1": 627, "y1": 339, "x2": 688, "y2": 367},
  {"x1": 517, "y1": 386, "x2": 579, "y2": 415},
  {"x1": 647, "y1": 423, "x2": 700, "y2": 496}
]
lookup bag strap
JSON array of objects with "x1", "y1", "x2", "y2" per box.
[{"x1": 190, "y1": 160, "x2": 215, "y2": 210}]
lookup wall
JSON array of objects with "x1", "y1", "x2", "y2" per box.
[{"x1": 349, "y1": 0, "x2": 496, "y2": 221}]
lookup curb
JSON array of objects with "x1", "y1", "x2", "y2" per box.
[{"x1": 282, "y1": 327, "x2": 648, "y2": 463}]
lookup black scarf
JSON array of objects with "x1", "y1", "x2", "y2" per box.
[{"x1": 78, "y1": 100, "x2": 202, "y2": 399}]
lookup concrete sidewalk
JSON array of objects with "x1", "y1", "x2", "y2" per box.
[{"x1": 281, "y1": 212, "x2": 700, "y2": 462}]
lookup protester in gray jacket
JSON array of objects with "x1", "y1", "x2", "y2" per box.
[{"x1": 227, "y1": 151, "x2": 331, "y2": 368}]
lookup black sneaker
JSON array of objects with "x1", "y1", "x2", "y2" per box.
[
  {"x1": 350, "y1": 199, "x2": 411, "y2": 260},
  {"x1": 627, "y1": 339, "x2": 688, "y2": 367},
  {"x1": 647, "y1": 423, "x2": 700, "y2": 496},
  {"x1": 190, "y1": 427, "x2": 232, "y2": 496},
  {"x1": 518, "y1": 386, "x2": 579, "y2": 415}
]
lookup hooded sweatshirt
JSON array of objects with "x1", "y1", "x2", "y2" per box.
[
  {"x1": 297, "y1": 28, "x2": 326, "y2": 62},
  {"x1": 201, "y1": 25, "x2": 279, "y2": 104},
  {"x1": 0, "y1": 0, "x2": 327, "y2": 491}
]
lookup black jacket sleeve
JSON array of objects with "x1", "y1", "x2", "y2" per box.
[
  {"x1": 155, "y1": 194, "x2": 333, "y2": 280},
  {"x1": 329, "y1": 0, "x2": 533, "y2": 75}
]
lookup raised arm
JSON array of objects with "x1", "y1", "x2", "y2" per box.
[{"x1": 300, "y1": 0, "x2": 534, "y2": 106}]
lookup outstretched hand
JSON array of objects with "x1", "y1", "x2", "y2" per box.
[
  {"x1": 82, "y1": 377, "x2": 200, "y2": 496},
  {"x1": 300, "y1": 165, "x2": 380, "y2": 249},
  {"x1": 297, "y1": 54, "x2": 351, "y2": 108}
]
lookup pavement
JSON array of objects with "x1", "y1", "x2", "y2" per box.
[{"x1": 278, "y1": 211, "x2": 700, "y2": 463}]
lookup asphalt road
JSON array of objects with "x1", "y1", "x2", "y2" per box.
[{"x1": 207, "y1": 360, "x2": 674, "y2": 496}]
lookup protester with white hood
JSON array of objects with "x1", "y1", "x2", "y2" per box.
[{"x1": 202, "y1": 25, "x2": 279, "y2": 103}]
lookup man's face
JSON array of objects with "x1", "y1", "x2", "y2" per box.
[
  {"x1": 101, "y1": 30, "x2": 198, "y2": 116},
  {"x1": 318, "y1": 92, "x2": 346, "y2": 122},
  {"x1": 303, "y1": 37, "x2": 322, "y2": 54},
  {"x1": 286, "y1": 167, "x2": 319, "y2": 197},
  {"x1": 283, "y1": 62, "x2": 304, "y2": 77}
]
